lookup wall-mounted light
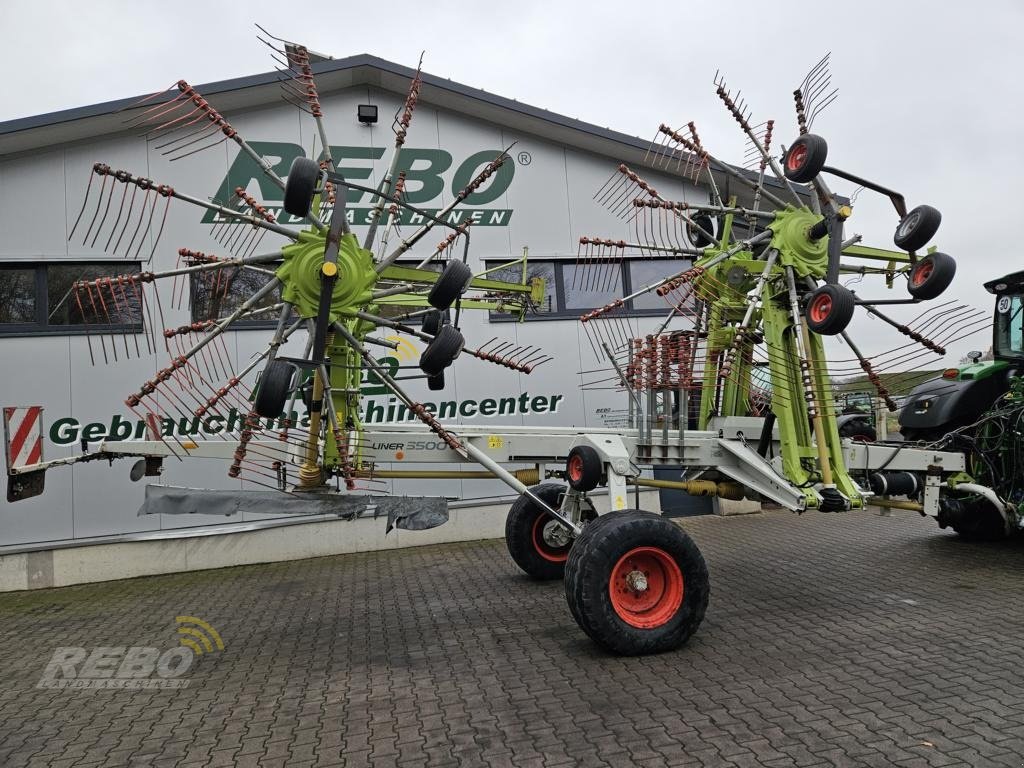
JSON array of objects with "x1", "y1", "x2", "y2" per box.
[{"x1": 357, "y1": 105, "x2": 378, "y2": 125}]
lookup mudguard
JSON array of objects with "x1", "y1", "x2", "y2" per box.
[{"x1": 899, "y1": 372, "x2": 1009, "y2": 434}]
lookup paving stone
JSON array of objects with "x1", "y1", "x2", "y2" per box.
[{"x1": 0, "y1": 509, "x2": 1021, "y2": 767}]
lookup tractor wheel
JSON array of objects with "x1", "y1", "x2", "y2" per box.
[
  {"x1": 419, "y1": 325, "x2": 464, "y2": 376},
  {"x1": 253, "y1": 359, "x2": 294, "y2": 418},
  {"x1": 894, "y1": 204, "x2": 941, "y2": 252},
  {"x1": 805, "y1": 284, "x2": 855, "y2": 335},
  {"x1": 907, "y1": 252, "x2": 956, "y2": 300},
  {"x1": 783, "y1": 133, "x2": 828, "y2": 183},
  {"x1": 422, "y1": 308, "x2": 448, "y2": 337},
  {"x1": 938, "y1": 496, "x2": 1007, "y2": 541},
  {"x1": 566, "y1": 445, "x2": 603, "y2": 492},
  {"x1": 283, "y1": 157, "x2": 321, "y2": 218},
  {"x1": 428, "y1": 260, "x2": 473, "y2": 310},
  {"x1": 427, "y1": 371, "x2": 445, "y2": 391},
  {"x1": 505, "y1": 483, "x2": 594, "y2": 580},
  {"x1": 838, "y1": 419, "x2": 877, "y2": 443},
  {"x1": 565, "y1": 510, "x2": 709, "y2": 655}
]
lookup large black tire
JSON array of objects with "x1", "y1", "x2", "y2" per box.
[
  {"x1": 805, "y1": 284, "x2": 855, "y2": 335},
  {"x1": 419, "y1": 325, "x2": 464, "y2": 376},
  {"x1": 838, "y1": 418, "x2": 877, "y2": 443},
  {"x1": 565, "y1": 510, "x2": 710, "y2": 656},
  {"x1": 428, "y1": 260, "x2": 473, "y2": 309},
  {"x1": 566, "y1": 445, "x2": 603, "y2": 492},
  {"x1": 783, "y1": 133, "x2": 828, "y2": 183},
  {"x1": 253, "y1": 360, "x2": 294, "y2": 418},
  {"x1": 686, "y1": 214, "x2": 716, "y2": 248},
  {"x1": 283, "y1": 157, "x2": 321, "y2": 218},
  {"x1": 505, "y1": 483, "x2": 575, "y2": 580},
  {"x1": 422, "y1": 308, "x2": 449, "y2": 337},
  {"x1": 907, "y1": 252, "x2": 956, "y2": 300},
  {"x1": 938, "y1": 496, "x2": 1007, "y2": 541},
  {"x1": 427, "y1": 371, "x2": 445, "y2": 391},
  {"x1": 894, "y1": 205, "x2": 941, "y2": 252}
]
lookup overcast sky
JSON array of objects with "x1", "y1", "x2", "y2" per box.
[{"x1": 3, "y1": 0, "x2": 1022, "y2": 367}]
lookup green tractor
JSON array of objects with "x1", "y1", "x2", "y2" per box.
[{"x1": 898, "y1": 271, "x2": 1024, "y2": 538}]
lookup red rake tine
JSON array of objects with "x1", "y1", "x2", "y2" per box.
[
  {"x1": 81, "y1": 171, "x2": 110, "y2": 245},
  {"x1": 132, "y1": 191, "x2": 161, "y2": 260},
  {"x1": 74, "y1": 289, "x2": 96, "y2": 365},
  {"x1": 102, "y1": 183, "x2": 131, "y2": 252},
  {"x1": 123, "y1": 188, "x2": 151, "y2": 258}
]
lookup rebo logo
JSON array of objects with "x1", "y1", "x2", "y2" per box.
[{"x1": 204, "y1": 142, "x2": 516, "y2": 227}]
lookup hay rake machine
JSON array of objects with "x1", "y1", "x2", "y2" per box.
[
  {"x1": 3, "y1": 46, "x2": 1004, "y2": 656},
  {"x1": 17, "y1": 32, "x2": 556, "y2": 502}
]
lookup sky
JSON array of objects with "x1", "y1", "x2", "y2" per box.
[{"x1": 2, "y1": 0, "x2": 1022, "y2": 368}]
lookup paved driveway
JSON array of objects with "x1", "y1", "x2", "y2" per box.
[{"x1": 0, "y1": 508, "x2": 1021, "y2": 767}]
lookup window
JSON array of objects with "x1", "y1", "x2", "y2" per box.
[
  {"x1": 0, "y1": 262, "x2": 143, "y2": 336},
  {"x1": 996, "y1": 295, "x2": 1024, "y2": 358},
  {"x1": 485, "y1": 257, "x2": 692, "y2": 321},
  {"x1": 189, "y1": 267, "x2": 280, "y2": 325}
]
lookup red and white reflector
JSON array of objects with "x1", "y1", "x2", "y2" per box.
[{"x1": 3, "y1": 406, "x2": 44, "y2": 470}]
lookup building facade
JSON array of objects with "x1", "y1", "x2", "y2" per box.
[{"x1": 0, "y1": 55, "x2": 718, "y2": 549}]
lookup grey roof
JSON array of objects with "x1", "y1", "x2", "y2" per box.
[
  {"x1": 0, "y1": 54, "x2": 659, "y2": 157},
  {"x1": 0, "y1": 53, "x2": 798, "y2": 203}
]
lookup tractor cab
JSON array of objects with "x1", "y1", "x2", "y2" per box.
[
  {"x1": 986, "y1": 270, "x2": 1024, "y2": 365},
  {"x1": 899, "y1": 271, "x2": 1022, "y2": 440}
]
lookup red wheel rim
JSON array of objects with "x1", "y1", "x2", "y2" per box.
[
  {"x1": 567, "y1": 454, "x2": 584, "y2": 484},
  {"x1": 787, "y1": 144, "x2": 808, "y2": 171},
  {"x1": 809, "y1": 293, "x2": 833, "y2": 324},
  {"x1": 609, "y1": 546, "x2": 684, "y2": 629},
  {"x1": 531, "y1": 514, "x2": 569, "y2": 563},
  {"x1": 911, "y1": 260, "x2": 933, "y2": 287}
]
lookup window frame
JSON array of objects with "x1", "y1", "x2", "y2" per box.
[
  {"x1": 484, "y1": 256, "x2": 693, "y2": 322},
  {"x1": 0, "y1": 261, "x2": 145, "y2": 338}
]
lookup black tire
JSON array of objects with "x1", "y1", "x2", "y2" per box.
[
  {"x1": 686, "y1": 214, "x2": 716, "y2": 248},
  {"x1": 949, "y1": 511, "x2": 1007, "y2": 541},
  {"x1": 422, "y1": 308, "x2": 449, "y2": 337},
  {"x1": 427, "y1": 371, "x2": 445, "y2": 391},
  {"x1": 894, "y1": 204, "x2": 941, "y2": 252},
  {"x1": 283, "y1": 157, "x2": 321, "y2": 218},
  {"x1": 565, "y1": 510, "x2": 710, "y2": 656},
  {"x1": 253, "y1": 360, "x2": 294, "y2": 418},
  {"x1": 907, "y1": 252, "x2": 956, "y2": 300},
  {"x1": 505, "y1": 483, "x2": 580, "y2": 580},
  {"x1": 838, "y1": 419, "x2": 877, "y2": 443},
  {"x1": 419, "y1": 325, "x2": 464, "y2": 376},
  {"x1": 805, "y1": 284, "x2": 855, "y2": 335},
  {"x1": 428, "y1": 260, "x2": 473, "y2": 310},
  {"x1": 566, "y1": 445, "x2": 603, "y2": 492},
  {"x1": 783, "y1": 134, "x2": 828, "y2": 183},
  {"x1": 938, "y1": 496, "x2": 1007, "y2": 541}
]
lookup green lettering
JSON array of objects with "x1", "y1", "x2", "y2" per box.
[
  {"x1": 458, "y1": 400, "x2": 478, "y2": 418},
  {"x1": 108, "y1": 415, "x2": 133, "y2": 441},
  {"x1": 396, "y1": 148, "x2": 452, "y2": 204},
  {"x1": 451, "y1": 150, "x2": 515, "y2": 205},
  {"x1": 50, "y1": 418, "x2": 80, "y2": 446},
  {"x1": 202, "y1": 142, "x2": 305, "y2": 223},
  {"x1": 330, "y1": 145, "x2": 386, "y2": 203},
  {"x1": 81, "y1": 423, "x2": 106, "y2": 442},
  {"x1": 479, "y1": 399, "x2": 497, "y2": 416},
  {"x1": 363, "y1": 355, "x2": 400, "y2": 396}
]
